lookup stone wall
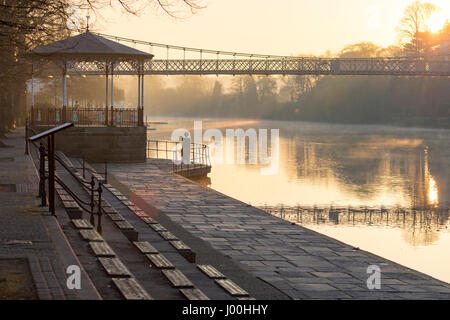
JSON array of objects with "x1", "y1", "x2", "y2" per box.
[{"x1": 32, "y1": 126, "x2": 147, "y2": 163}]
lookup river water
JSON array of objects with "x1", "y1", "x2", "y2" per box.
[{"x1": 148, "y1": 118, "x2": 450, "y2": 283}]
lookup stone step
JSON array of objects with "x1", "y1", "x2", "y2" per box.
[
  {"x1": 238, "y1": 297, "x2": 256, "y2": 300},
  {"x1": 80, "y1": 229, "x2": 104, "y2": 242},
  {"x1": 146, "y1": 254, "x2": 175, "y2": 269},
  {"x1": 159, "y1": 231, "x2": 178, "y2": 241},
  {"x1": 98, "y1": 258, "x2": 132, "y2": 278},
  {"x1": 162, "y1": 269, "x2": 194, "y2": 288},
  {"x1": 117, "y1": 195, "x2": 128, "y2": 201},
  {"x1": 72, "y1": 219, "x2": 93, "y2": 230},
  {"x1": 112, "y1": 278, "x2": 153, "y2": 300},
  {"x1": 89, "y1": 242, "x2": 116, "y2": 257},
  {"x1": 215, "y1": 279, "x2": 249, "y2": 297},
  {"x1": 179, "y1": 288, "x2": 210, "y2": 300},
  {"x1": 122, "y1": 200, "x2": 133, "y2": 206},
  {"x1": 133, "y1": 241, "x2": 159, "y2": 254},
  {"x1": 197, "y1": 265, "x2": 226, "y2": 279},
  {"x1": 150, "y1": 224, "x2": 167, "y2": 232}
]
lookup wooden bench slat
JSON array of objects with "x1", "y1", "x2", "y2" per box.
[
  {"x1": 179, "y1": 288, "x2": 210, "y2": 300},
  {"x1": 215, "y1": 279, "x2": 249, "y2": 297},
  {"x1": 98, "y1": 258, "x2": 131, "y2": 277},
  {"x1": 112, "y1": 278, "x2": 153, "y2": 300},
  {"x1": 141, "y1": 216, "x2": 157, "y2": 224},
  {"x1": 133, "y1": 241, "x2": 159, "y2": 254},
  {"x1": 107, "y1": 213, "x2": 125, "y2": 221},
  {"x1": 162, "y1": 269, "x2": 194, "y2": 288},
  {"x1": 72, "y1": 219, "x2": 94, "y2": 230},
  {"x1": 159, "y1": 231, "x2": 178, "y2": 241},
  {"x1": 197, "y1": 265, "x2": 226, "y2": 279},
  {"x1": 115, "y1": 221, "x2": 134, "y2": 230},
  {"x1": 170, "y1": 240, "x2": 191, "y2": 252},
  {"x1": 89, "y1": 242, "x2": 115, "y2": 257},
  {"x1": 80, "y1": 230, "x2": 104, "y2": 242},
  {"x1": 102, "y1": 206, "x2": 118, "y2": 214},
  {"x1": 146, "y1": 254, "x2": 175, "y2": 269},
  {"x1": 59, "y1": 194, "x2": 73, "y2": 201},
  {"x1": 150, "y1": 224, "x2": 167, "y2": 232}
]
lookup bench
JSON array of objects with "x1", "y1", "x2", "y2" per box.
[
  {"x1": 98, "y1": 257, "x2": 132, "y2": 277},
  {"x1": 146, "y1": 254, "x2": 175, "y2": 269},
  {"x1": 79, "y1": 229, "x2": 104, "y2": 242},
  {"x1": 215, "y1": 279, "x2": 249, "y2": 297},
  {"x1": 72, "y1": 219, "x2": 93, "y2": 230},
  {"x1": 162, "y1": 269, "x2": 194, "y2": 288},
  {"x1": 133, "y1": 241, "x2": 159, "y2": 254},
  {"x1": 179, "y1": 288, "x2": 210, "y2": 300},
  {"x1": 112, "y1": 278, "x2": 153, "y2": 300},
  {"x1": 197, "y1": 265, "x2": 226, "y2": 279},
  {"x1": 89, "y1": 242, "x2": 116, "y2": 257}
]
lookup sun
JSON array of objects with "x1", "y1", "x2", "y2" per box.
[{"x1": 427, "y1": 12, "x2": 448, "y2": 32}]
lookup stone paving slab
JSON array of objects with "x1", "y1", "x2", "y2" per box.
[
  {"x1": 104, "y1": 159, "x2": 450, "y2": 299},
  {"x1": 0, "y1": 128, "x2": 100, "y2": 300}
]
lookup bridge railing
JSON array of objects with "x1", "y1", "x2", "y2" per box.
[{"x1": 141, "y1": 58, "x2": 450, "y2": 76}]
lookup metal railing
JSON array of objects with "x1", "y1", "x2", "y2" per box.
[
  {"x1": 146, "y1": 140, "x2": 211, "y2": 173},
  {"x1": 30, "y1": 107, "x2": 140, "y2": 127},
  {"x1": 27, "y1": 125, "x2": 105, "y2": 233}
]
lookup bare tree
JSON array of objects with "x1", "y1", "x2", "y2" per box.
[
  {"x1": 0, "y1": 0, "x2": 205, "y2": 133},
  {"x1": 397, "y1": 1, "x2": 437, "y2": 55}
]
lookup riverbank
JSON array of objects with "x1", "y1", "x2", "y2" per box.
[{"x1": 98, "y1": 158, "x2": 450, "y2": 299}]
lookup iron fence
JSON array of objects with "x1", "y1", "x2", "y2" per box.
[{"x1": 30, "y1": 107, "x2": 139, "y2": 127}]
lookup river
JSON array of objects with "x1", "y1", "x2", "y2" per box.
[{"x1": 147, "y1": 117, "x2": 450, "y2": 283}]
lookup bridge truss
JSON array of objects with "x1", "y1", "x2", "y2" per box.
[{"x1": 65, "y1": 33, "x2": 450, "y2": 77}]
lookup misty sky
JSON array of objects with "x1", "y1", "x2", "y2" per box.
[{"x1": 92, "y1": 0, "x2": 449, "y2": 57}]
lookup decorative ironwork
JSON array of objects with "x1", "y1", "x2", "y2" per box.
[
  {"x1": 30, "y1": 107, "x2": 138, "y2": 127},
  {"x1": 63, "y1": 57, "x2": 450, "y2": 76}
]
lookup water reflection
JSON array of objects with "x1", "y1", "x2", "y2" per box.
[
  {"x1": 261, "y1": 205, "x2": 449, "y2": 246},
  {"x1": 148, "y1": 118, "x2": 450, "y2": 282},
  {"x1": 148, "y1": 118, "x2": 449, "y2": 209}
]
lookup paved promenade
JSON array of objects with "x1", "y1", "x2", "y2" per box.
[
  {"x1": 0, "y1": 128, "x2": 99, "y2": 299},
  {"x1": 105, "y1": 159, "x2": 450, "y2": 299}
]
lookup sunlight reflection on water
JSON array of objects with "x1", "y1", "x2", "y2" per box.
[{"x1": 148, "y1": 118, "x2": 450, "y2": 283}]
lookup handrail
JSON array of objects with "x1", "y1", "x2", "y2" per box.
[
  {"x1": 27, "y1": 124, "x2": 104, "y2": 232},
  {"x1": 146, "y1": 139, "x2": 211, "y2": 173}
]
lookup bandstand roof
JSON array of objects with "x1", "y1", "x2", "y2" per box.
[{"x1": 28, "y1": 31, "x2": 153, "y2": 61}]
